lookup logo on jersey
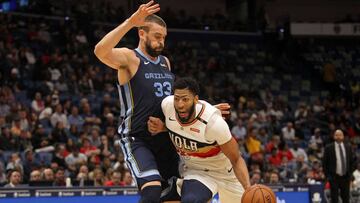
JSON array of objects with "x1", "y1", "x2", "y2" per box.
[
  {"x1": 160, "y1": 63, "x2": 167, "y2": 67},
  {"x1": 169, "y1": 117, "x2": 176, "y2": 121},
  {"x1": 227, "y1": 167, "x2": 233, "y2": 173},
  {"x1": 190, "y1": 128, "x2": 200, "y2": 133},
  {"x1": 144, "y1": 61, "x2": 150, "y2": 65}
]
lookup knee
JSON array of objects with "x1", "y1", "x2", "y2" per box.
[
  {"x1": 139, "y1": 185, "x2": 162, "y2": 203},
  {"x1": 182, "y1": 193, "x2": 210, "y2": 203}
]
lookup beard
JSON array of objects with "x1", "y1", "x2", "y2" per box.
[
  {"x1": 176, "y1": 103, "x2": 196, "y2": 123},
  {"x1": 145, "y1": 39, "x2": 163, "y2": 57}
]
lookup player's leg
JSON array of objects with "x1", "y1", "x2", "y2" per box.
[
  {"x1": 218, "y1": 186, "x2": 243, "y2": 203},
  {"x1": 178, "y1": 171, "x2": 218, "y2": 203},
  {"x1": 181, "y1": 179, "x2": 213, "y2": 203},
  {"x1": 216, "y1": 173, "x2": 244, "y2": 203},
  {"x1": 152, "y1": 132, "x2": 181, "y2": 202},
  {"x1": 118, "y1": 137, "x2": 162, "y2": 203}
]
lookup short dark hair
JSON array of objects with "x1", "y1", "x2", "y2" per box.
[
  {"x1": 139, "y1": 14, "x2": 167, "y2": 32},
  {"x1": 173, "y1": 77, "x2": 200, "y2": 96}
]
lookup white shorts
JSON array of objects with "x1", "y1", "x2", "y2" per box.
[{"x1": 177, "y1": 167, "x2": 244, "y2": 203}]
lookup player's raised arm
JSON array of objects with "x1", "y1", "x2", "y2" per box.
[{"x1": 94, "y1": 1, "x2": 160, "y2": 70}]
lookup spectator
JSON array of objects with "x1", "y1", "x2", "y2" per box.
[
  {"x1": 309, "y1": 128, "x2": 323, "y2": 148},
  {"x1": 268, "y1": 148, "x2": 282, "y2": 167},
  {"x1": 89, "y1": 126, "x2": 101, "y2": 148},
  {"x1": 67, "y1": 106, "x2": 84, "y2": 132},
  {"x1": 80, "y1": 137, "x2": 100, "y2": 164},
  {"x1": 121, "y1": 170, "x2": 135, "y2": 186},
  {"x1": 231, "y1": 119, "x2": 247, "y2": 141},
  {"x1": 352, "y1": 163, "x2": 360, "y2": 189},
  {"x1": 290, "y1": 140, "x2": 308, "y2": 162},
  {"x1": 113, "y1": 153, "x2": 127, "y2": 172},
  {"x1": 306, "y1": 160, "x2": 325, "y2": 182},
  {"x1": 250, "y1": 170, "x2": 262, "y2": 185},
  {"x1": 282, "y1": 122, "x2": 295, "y2": 142},
  {"x1": 81, "y1": 103, "x2": 101, "y2": 126},
  {"x1": 42, "y1": 168, "x2": 55, "y2": 182},
  {"x1": 29, "y1": 170, "x2": 41, "y2": 182},
  {"x1": 277, "y1": 142, "x2": 294, "y2": 162},
  {"x1": 65, "y1": 146, "x2": 87, "y2": 169},
  {"x1": 18, "y1": 109, "x2": 30, "y2": 131},
  {"x1": 0, "y1": 162, "x2": 6, "y2": 186},
  {"x1": 31, "y1": 92, "x2": 45, "y2": 114},
  {"x1": 99, "y1": 135, "x2": 114, "y2": 160},
  {"x1": 91, "y1": 168, "x2": 105, "y2": 186},
  {"x1": 294, "y1": 155, "x2": 309, "y2": 183},
  {"x1": 10, "y1": 117, "x2": 22, "y2": 137},
  {"x1": 257, "y1": 127, "x2": 269, "y2": 146},
  {"x1": 53, "y1": 167, "x2": 66, "y2": 186},
  {"x1": 266, "y1": 135, "x2": 281, "y2": 153},
  {"x1": 52, "y1": 143, "x2": 69, "y2": 168},
  {"x1": 245, "y1": 128, "x2": 262, "y2": 155},
  {"x1": 50, "y1": 104, "x2": 69, "y2": 129},
  {"x1": 4, "y1": 170, "x2": 22, "y2": 188},
  {"x1": 269, "y1": 171, "x2": 280, "y2": 184},
  {"x1": 22, "y1": 149, "x2": 40, "y2": 182},
  {"x1": 77, "y1": 164, "x2": 89, "y2": 180},
  {"x1": 50, "y1": 121, "x2": 68, "y2": 144},
  {"x1": 104, "y1": 170, "x2": 124, "y2": 186},
  {"x1": 6, "y1": 153, "x2": 23, "y2": 174},
  {"x1": 0, "y1": 126, "x2": 18, "y2": 151}
]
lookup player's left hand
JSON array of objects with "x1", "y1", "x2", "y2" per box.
[
  {"x1": 147, "y1": 116, "x2": 167, "y2": 135},
  {"x1": 214, "y1": 103, "x2": 231, "y2": 119}
]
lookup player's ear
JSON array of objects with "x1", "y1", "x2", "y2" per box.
[
  {"x1": 138, "y1": 29, "x2": 145, "y2": 40},
  {"x1": 194, "y1": 95, "x2": 199, "y2": 104}
]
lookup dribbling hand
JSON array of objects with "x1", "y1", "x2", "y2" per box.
[{"x1": 128, "y1": 0, "x2": 160, "y2": 27}]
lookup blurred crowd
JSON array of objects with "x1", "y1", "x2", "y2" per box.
[
  {"x1": 16, "y1": 0, "x2": 249, "y2": 32},
  {"x1": 0, "y1": 10, "x2": 360, "y2": 190}
]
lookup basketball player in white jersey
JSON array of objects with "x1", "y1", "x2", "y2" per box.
[{"x1": 148, "y1": 77, "x2": 251, "y2": 203}]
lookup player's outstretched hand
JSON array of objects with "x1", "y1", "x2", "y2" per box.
[
  {"x1": 147, "y1": 116, "x2": 167, "y2": 135},
  {"x1": 214, "y1": 103, "x2": 231, "y2": 119},
  {"x1": 128, "y1": 0, "x2": 160, "y2": 27}
]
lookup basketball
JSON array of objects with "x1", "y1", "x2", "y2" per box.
[{"x1": 241, "y1": 184, "x2": 276, "y2": 203}]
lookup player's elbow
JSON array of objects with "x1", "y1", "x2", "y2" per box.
[{"x1": 94, "y1": 43, "x2": 106, "y2": 59}]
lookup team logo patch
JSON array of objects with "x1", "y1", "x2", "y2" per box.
[{"x1": 190, "y1": 128, "x2": 200, "y2": 133}]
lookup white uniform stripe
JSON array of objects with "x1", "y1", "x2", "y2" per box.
[
  {"x1": 117, "y1": 83, "x2": 133, "y2": 136},
  {"x1": 120, "y1": 138, "x2": 160, "y2": 179},
  {"x1": 116, "y1": 84, "x2": 126, "y2": 117}
]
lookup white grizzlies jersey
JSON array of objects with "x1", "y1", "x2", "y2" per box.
[{"x1": 161, "y1": 96, "x2": 233, "y2": 172}]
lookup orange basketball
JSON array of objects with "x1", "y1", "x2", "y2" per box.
[{"x1": 241, "y1": 184, "x2": 276, "y2": 203}]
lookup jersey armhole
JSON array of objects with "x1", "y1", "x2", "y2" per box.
[{"x1": 163, "y1": 56, "x2": 171, "y2": 71}]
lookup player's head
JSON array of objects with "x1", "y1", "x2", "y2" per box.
[
  {"x1": 173, "y1": 77, "x2": 200, "y2": 123},
  {"x1": 139, "y1": 14, "x2": 167, "y2": 57}
]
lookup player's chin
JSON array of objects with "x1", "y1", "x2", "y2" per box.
[{"x1": 178, "y1": 112, "x2": 188, "y2": 118}]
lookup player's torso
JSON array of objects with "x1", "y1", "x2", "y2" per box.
[
  {"x1": 164, "y1": 98, "x2": 231, "y2": 170},
  {"x1": 117, "y1": 48, "x2": 174, "y2": 137}
]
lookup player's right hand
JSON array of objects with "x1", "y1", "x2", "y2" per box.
[{"x1": 128, "y1": 0, "x2": 160, "y2": 27}]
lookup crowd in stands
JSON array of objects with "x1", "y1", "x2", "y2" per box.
[
  {"x1": 0, "y1": 9, "x2": 360, "y2": 192},
  {"x1": 16, "y1": 0, "x2": 252, "y2": 32}
]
